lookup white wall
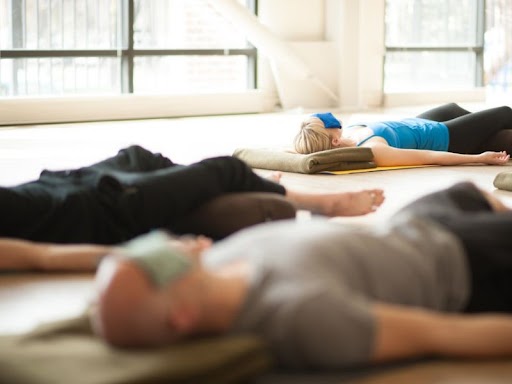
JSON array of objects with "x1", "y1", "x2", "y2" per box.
[
  {"x1": 327, "y1": 0, "x2": 385, "y2": 110},
  {"x1": 258, "y1": 0, "x2": 385, "y2": 111},
  {"x1": 257, "y1": 0, "x2": 339, "y2": 110},
  {"x1": 258, "y1": 0, "x2": 325, "y2": 40}
]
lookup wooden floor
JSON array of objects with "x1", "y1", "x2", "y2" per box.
[{"x1": 1, "y1": 104, "x2": 512, "y2": 383}]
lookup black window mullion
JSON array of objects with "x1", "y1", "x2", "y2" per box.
[
  {"x1": 120, "y1": 0, "x2": 134, "y2": 93},
  {"x1": 11, "y1": 0, "x2": 24, "y2": 95},
  {"x1": 1, "y1": 50, "x2": 121, "y2": 58},
  {"x1": 1, "y1": 48, "x2": 258, "y2": 57},
  {"x1": 2, "y1": 0, "x2": 259, "y2": 96},
  {"x1": 131, "y1": 49, "x2": 257, "y2": 56},
  {"x1": 475, "y1": 0, "x2": 485, "y2": 87},
  {"x1": 386, "y1": 47, "x2": 484, "y2": 53},
  {"x1": 385, "y1": 0, "x2": 485, "y2": 90},
  {"x1": 248, "y1": 0, "x2": 258, "y2": 89}
]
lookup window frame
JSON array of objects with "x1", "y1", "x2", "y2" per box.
[
  {"x1": 0, "y1": 0, "x2": 269, "y2": 126},
  {"x1": 1, "y1": 0, "x2": 259, "y2": 94},
  {"x1": 383, "y1": 0, "x2": 486, "y2": 92}
]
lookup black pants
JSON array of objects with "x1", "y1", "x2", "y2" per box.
[
  {"x1": 394, "y1": 182, "x2": 512, "y2": 313},
  {"x1": 0, "y1": 146, "x2": 285, "y2": 244},
  {"x1": 416, "y1": 103, "x2": 512, "y2": 154}
]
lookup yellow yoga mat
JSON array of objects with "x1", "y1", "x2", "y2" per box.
[{"x1": 323, "y1": 165, "x2": 435, "y2": 175}]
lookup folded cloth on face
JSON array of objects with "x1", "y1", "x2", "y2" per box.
[
  {"x1": 233, "y1": 147, "x2": 375, "y2": 174},
  {"x1": 0, "y1": 313, "x2": 273, "y2": 384},
  {"x1": 122, "y1": 230, "x2": 192, "y2": 288}
]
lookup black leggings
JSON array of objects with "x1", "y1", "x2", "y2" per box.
[
  {"x1": 120, "y1": 153, "x2": 286, "y2": 236},
  {"x1": 394, "y1": 182, "x2": 512, "y2": 313},
  {"x1": 416, "y1": 103, "x2": 512, "y2": 154}
]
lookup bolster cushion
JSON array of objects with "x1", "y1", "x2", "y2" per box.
[
  {"x1": 233, "y1": 147, "x2": 375, "y2": 174},
  {"x1": 0, "y1": 314, "x2": 272, "y2": 384},
  {"x1": 494, "y1": 171, "x2": 512, "y2": 191},
  {"x1": 173, "y1": 192, "x2": 297, "y2": 240}
]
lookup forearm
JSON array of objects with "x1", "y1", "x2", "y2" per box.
[
  {"x1": 429, "y1": 313, "x2": 512, "y2": 358},
  {"x1": 369, "y1": 145, "x2": 456, "y2": 166},
  {"x1": 372, "y1": 304, "x2": 512, "y2": 364},
  {"x1": 372, "y1": 305, "x2": 439, "y2": 362},
  {"x1": 38, "y1": 244, "x2": 114, "y2": 271},
  {"x1": 426, "y1": 152, "x2": 482, "y2": 165},
  {"x1": 370, "y1": 144, "x2": 498, "y2": 166},
  {"x1": 0, "y1": 238, "x2": 112, "y2": 271}
]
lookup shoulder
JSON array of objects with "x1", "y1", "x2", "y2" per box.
[
  {"x1": 347, "y1": 124, "x2": 388, "y2": 146},
  {"x1": 359, "y1": 137, "x2": 389, "y2": 147}
]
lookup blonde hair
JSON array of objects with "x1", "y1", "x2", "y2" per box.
[
  {"x1": 294, "y1": 117, "x2": 355, "y2": 154},
  {"x1": 294, "y1": 117, "x2": 334, "y2": 154}
]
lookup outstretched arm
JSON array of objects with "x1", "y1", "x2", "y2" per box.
[
  {"x1": 0, "y1": 238, "x2": 112, "y2": 271},
  {"x1": 371, "y1": 303, "x2": 512, "y2": 363},
  {"x1": 367, "y1": 143, "x2": 510, "y2": 167}
]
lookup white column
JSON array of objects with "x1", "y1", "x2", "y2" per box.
[
  {"x1": 208, "y1": 0, "x2": 338, "y2": 109},
  {"x1": 326, "y1": 0, "x2": 385, "y2": 110}
]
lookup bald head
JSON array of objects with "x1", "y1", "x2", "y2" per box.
[
  {"x1": 91, "y1": 258, "x2": 173, "y2": 347},
  {"x1": 91, "y1": 231, "x2": 245, "y2": 348},
  {"x1": 91, "y1": 231, "x2": 195, "y2": 347}
]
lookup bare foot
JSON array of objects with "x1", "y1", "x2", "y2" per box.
[
  {"x1": 322, "y1": 189, "x2": 385, "y2": 216},
  {"x1": 286, "y1": 189, "x2": 385, "y2": 217},
  {"x1": 267, "y1": 171, "x2": 282, "y2": 184}
]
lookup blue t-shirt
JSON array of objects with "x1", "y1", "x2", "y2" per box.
[{"x1": 350, "y1": 117, "x2": 449, "y2": 151}]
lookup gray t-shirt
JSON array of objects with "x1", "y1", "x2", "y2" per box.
[{"x1": 204, "y1": 215, "x2": 470, "y2": 369}]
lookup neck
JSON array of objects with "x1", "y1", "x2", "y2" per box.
[{"x1": 197, "y1": 261, "x2": 250, "y2": 333}]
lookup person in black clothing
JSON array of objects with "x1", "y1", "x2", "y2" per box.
[{"x1": 0, "y1": 145, "x2": 384, "y2": 245}]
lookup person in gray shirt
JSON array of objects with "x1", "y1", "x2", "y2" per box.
[{"x1": 91, "y1": 181, "x2": 512, "y2": 369}]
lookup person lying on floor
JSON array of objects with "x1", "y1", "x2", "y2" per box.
[
  {"x1": 0, "y1": 145, "x2": 384, "y2": 246},
  {"x1": 91, "y1": 181, "x2": 512, "y2": 369},
  {"x1": 294, "y1": 103, "x2": 512, "y2": 166}
]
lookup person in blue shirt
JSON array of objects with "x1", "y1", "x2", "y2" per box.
[{"x1": 294, "y1": 103, "x2": 511, "y2": 167}]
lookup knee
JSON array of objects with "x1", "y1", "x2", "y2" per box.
[
  {"x1": 493, "y1": 106, "x2": 512, "y2": 123},
  {"x1": 200, "y1": 156, "x2": 250, "y2": 173},
  {"x1": 441, "y1": 102, "x2": 462, "y2": 110},
  {"x1": 499, "y1": 105, "x2": 512, "y2": 115}
]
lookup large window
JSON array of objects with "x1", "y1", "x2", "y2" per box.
[
  {"x1": 385, "y1": 0, "x2": 512, "y2": 95},
  {"x1": 485, "y1": 0, "x2": 512, "y2": 94},
  {"x1": 384, "y1": 0, "x2": 484, "y2": 92},
  {"x1": 0, "y1": 0, "x2": 257, "y2": 97}
]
